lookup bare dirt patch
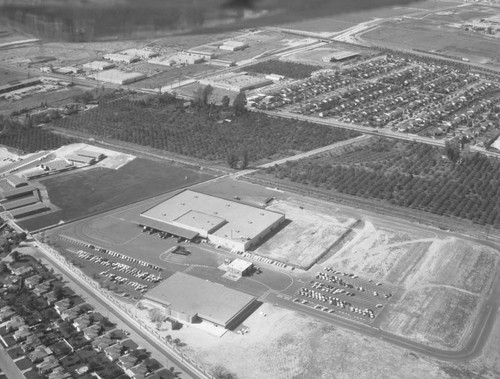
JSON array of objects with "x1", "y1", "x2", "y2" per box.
[
  {"x1": 256, "y1": 199, "x2": 358, "y2": 268},
  {"x1": 381, "y1": 287, "x2": 480, "y2": 349},
  {"x1": 165, "y1": 302, "x2": 451, "y2": 379}
]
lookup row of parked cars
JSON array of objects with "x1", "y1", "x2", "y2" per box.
[
  {"x1": 77, "y1": 250, "x2": 159, "y2": 288},
  {"x1": 86, "y1": 242, "x2": 162, "y2": 271},
  {"x1": 99, "y1": 270, "x2": 148, "y2": 293}
]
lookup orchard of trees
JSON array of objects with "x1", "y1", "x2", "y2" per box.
[
  {"x1": 54, "y1": 94, "x2": 359, "y2": 165},
  {"x1": 243, "y1": 60, "x2": 321, "y2": 79},
  {"x1": 265, "y1": 138, "x2": 500, "y2": 228},
  {"x1": 0, "y1": 116, "x2": 75, "y2": 153}
]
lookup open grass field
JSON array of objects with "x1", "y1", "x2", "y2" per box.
[
  {"x1": 0, "y1": 68, "x2": 27, "y2": 86},
  {"x1": 362, "y1": 19, "x2": 500, "y2": 64},
  {"x1": 380, "y1": 287, "x2": 480, "y2": 349},
  {"x1": 175, "y1": 82, "x2": 239, "y2": 103},
  {"x1": 18, "y1": 158, "x2": 213, "y2": 231},
  {"x1": 256, "y1": 199, "x2": 358, "y2": 268}
]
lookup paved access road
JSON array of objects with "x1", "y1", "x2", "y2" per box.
[{"x1": 0, "y1": 345, "x2": 24, "y2": 379}]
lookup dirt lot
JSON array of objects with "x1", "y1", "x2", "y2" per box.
[
  {"x1": 145, "y1": 302, "x2": 453, "y2": 379},
  {"x1": 381, "y1": 287, "x2": 480, "y2": 349},
  {"x1": 256, "y1": 199, "x2": 358, "y2": 268},
  {"x1": 324, "y1": 220, "x2": 498, "y2": 349}
]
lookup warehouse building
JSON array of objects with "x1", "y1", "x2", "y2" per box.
[
  {"x1": 141, "y1": 190, "x2": 285, "y2": 252},
  {"x1": 143, "y1": 272, "x2": 257, "y2": 329},
  {"x1": 187, "y1": 46, "x2": 218, "y2": 59},
  {"x1": 0, "y1": 78, "x2": 42, "y2": 97},
  {"x1": 0, "y1": 185, "x2": 37, "y2": 201},
  {"x1": 93, "y1": 69, "x2": 146, "y2": 85},
  {"x1": 219, "y1": 40, "x2": 248, "y2": 51},
  {"x1": 6, "y1": 175, "x2": 27, "y2": 189},
  {"x1": 199, "y1": 72, "x2": 273, "y2": 92},
  {"x1": 121, "y1": 48, "x2": 159, "y2": 59},
  {"x1": 10, "y1": 203, "x2": 47, "y2": 219},
  {"x1": 149, "y1": 52, "x2": 206, "y2": 66},
  {"x1": 322, "y1": 50, "x2": 360, "y2": 62},
  {"x1": 83, "y1": 61, "x2": 115, "y2": 71},
  {"x1": 1, "y1": 195, "x2": 40, "y2": 211},
  {"x1": 104, "y1": 53, "x2": 140, "y2": 64}
]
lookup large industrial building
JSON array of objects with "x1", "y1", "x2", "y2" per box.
[
  {"x1": 199, "y1": 72, "x2": 273, "y2": 92},
  {"x1": 140, "y1": 190, "x2": 285, "y2": 252},
  {"x1": 83, "y1": 61, "x2": 115, "y2": 71},
  {"x1": 322, "y1": 50, "x2": 360, "y2": 63},
  {"x1": 143, "y1": 272, "x2": 257, "y2": 329},
  {"x1": 93, "y1": 69, "x2": 146, "y2": 85}
]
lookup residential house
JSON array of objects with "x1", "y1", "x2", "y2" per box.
[
  {"x1": 93, "y1": 335, "x2": 114, "y2": 352},
  {"x1": 47, "y1": 366, "x2": 71, "y2": 379},
  {"x1": 21, "y1": 334, "x2": 41, "y2": 353},
  {"x1": 4, "y1": 315, "x2": 25, "y2": 332},
  {"x1": 0, "y1": 306, "x2": 14, "y2": 322},
  {"x1": 60, "y1": 305, "x2": 83, "y2": 322},
  {"x1": 104, "y1": 343, "x2": 122, "y2": 361},
  {"x1": 29, "y1": 345, "x2": 52, "y2": 363},
  {"x1": 120, "y1": 339, "x2": 139, "y2": 354},
  {"x1": 126, "y1": 361, "x2": 149, "y2": 379},
  {"x1": 118, "y1": 353, "x2": 139, "y2": 370},
  {"x1": 43, "y1": 290, "x2": 59, "y2": 306},
  {"x1": 33, "y1": 280, "x2": 52, "y2": 296},
  {"x1": 54, "y1": 298, "x2": 72, "y2": 315},
  {"x1": 72, "y1": 314, "x2": 92, "y2": 332},
  {"x1": 25, "y1": 274, "x2": 42, "y2": 289},
  {"x1": 74, "y1": 366, "x2": 89, "y2": 376},
  {"x1": 83, "y1": 324, "x2": 101, "y2": 341},
  {"x1": 13, "y1": 325, "x2": 31, "y2": 342},
  {"x1": 37, "y1": 355, "x2": 60, "y2": 375},
  {"x1": 11, "y1": 265, "x2": 34, "y2": 277}
]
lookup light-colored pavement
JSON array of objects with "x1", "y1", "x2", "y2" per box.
[{"x1": 0, "y1": 345, "x2": 24, "y2": 379}]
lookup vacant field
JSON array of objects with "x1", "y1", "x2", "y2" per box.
[
  {"x1": 325, "y1": 221, "x2": 426, "y2": 283},
  {"x1": 256, "y1": 200, "x2": 357, "y2": 268},
  {"x1": 0, "y1": 68, "x2": 27, "y2": 86},
  {"x1": 409, "y1": 239, "x2": 497, "y2": 294},
  {"x1": 381, "y1": 287, "x2": 480, "y2": 349},
  {"x1": 362, "y1": 19, "x2": 500, "y2": 64},
  {"x1": 19, "y1": 158, "x2": 213, "y2": 231}
]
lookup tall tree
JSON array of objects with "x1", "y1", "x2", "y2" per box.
[{"x1": 233, "y1": 92, "x2": 247, "y2": 115}]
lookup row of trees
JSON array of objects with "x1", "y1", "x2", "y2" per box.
[
  {"x1": 265, "y1": 139, "x2": 500, "y2": 228},
  {"x1": 54, "y1": 95, "x2": 359, "y2": 166}
]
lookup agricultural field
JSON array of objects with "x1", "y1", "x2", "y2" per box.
[
  {"x1": 51, "y1": 93, "x2": 360, "y2": 166},
  {"x1": 18, "y1": 157, "x2": 213, "y2": 231},
  {"x1": 256, "y1": 199, "x2": 358, "y2": 269},
  {"x1": 324, "y1": 220, "x2": 498, "y2": 349},
  {"x1": 261, "y1": 138, "x2": 500, "y2": 228},
  {"x1": 361, "y1": 19, "x2": 500, "y2": 65}
]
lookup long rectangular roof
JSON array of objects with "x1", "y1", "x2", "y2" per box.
[
  {"x1": 141, "y1": 190, "x2": 284, "y2": 242},
  {"x1": 145, "y1": 272, "x2": 255, "y2": 326},
  {"x1": 2, "y1": 195, "x2": 39, "y2": 211},
  {"x1": 10, "y1": 202, "x2": 47, "y2": 218},
  {"x1": 1, "y1": 185, "x2": 37, "y2": 199}
]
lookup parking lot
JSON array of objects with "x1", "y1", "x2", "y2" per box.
[{"x1": 293, "y1": 266, "x2": 397, "y2": 324}]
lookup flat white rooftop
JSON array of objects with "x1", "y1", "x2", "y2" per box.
[{"x1": 141, "y1": 190, "x2": 284, "y2": 242}]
